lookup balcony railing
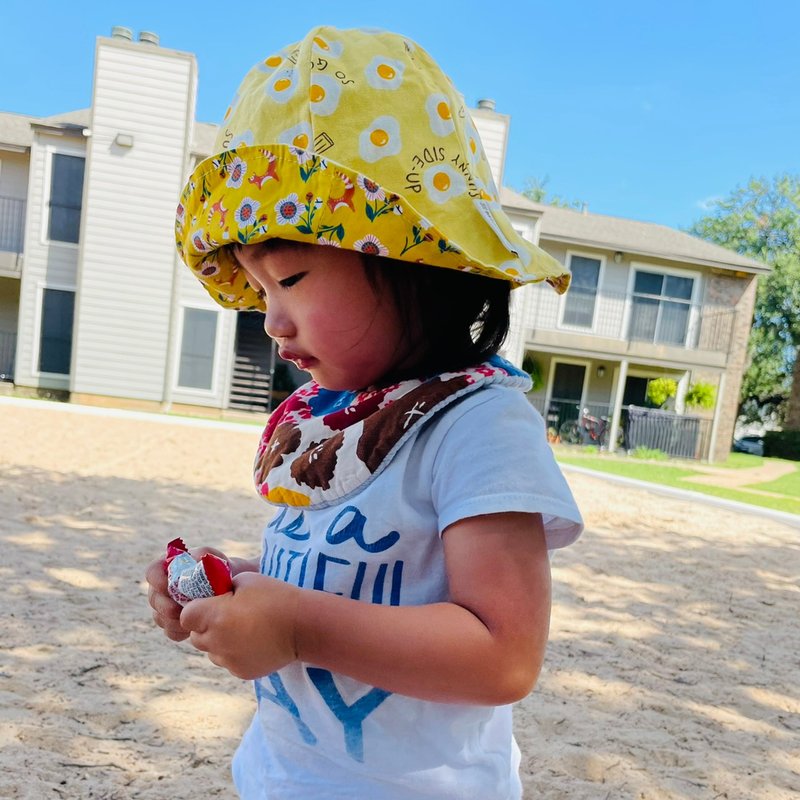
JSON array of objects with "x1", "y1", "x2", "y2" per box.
[
  {"x1": 0, "y1": 330, "x2": 16, "y2": 380},
  {"x1": 525, "y1": 285, "x2": 736, "y2": 354},
  {"x1": 0, "y1": 196, "x2": 26, "y2": 254}
]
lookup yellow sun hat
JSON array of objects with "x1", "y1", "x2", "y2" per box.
[{"x1": 176, "y1": 26, "x2": 571, "y2": 310}]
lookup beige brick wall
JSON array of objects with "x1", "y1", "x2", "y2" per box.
[{"x1": 707, "y1": 274, "x2": 758, "y2": 460}]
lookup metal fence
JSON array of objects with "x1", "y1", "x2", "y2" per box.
[
  {"x1": 626, "y1": 405, "x2": 711, "y2": 460},
  {"x1": 0, "y1": 330, "x2": 16, "y2": 380},
  {"x1": 0, "y1": 196, "x2": 26, "y2": 253},
  {"x1": 535, "y1": 399, "x2": 612, "y2": 434},
  {"x1": 530, "y1": 398, "x2": 711, "y2": 459}
]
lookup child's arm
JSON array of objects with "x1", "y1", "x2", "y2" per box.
[{"x1": 180, "y1": 511, "x2": 551, "y2": 705}]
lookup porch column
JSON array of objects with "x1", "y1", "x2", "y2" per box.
[
  {"x1": 675, "y1": 371, "x2": 690, "y2": 414},
  {"x1": 707, "y1": 371, "x2": 727, "y2": 463},
  {"x1": 607, "y1": 359, "x2": 629, "y2": 453}
]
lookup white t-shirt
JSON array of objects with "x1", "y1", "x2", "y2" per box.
[{"x1": 232, "y1": 384, "x2": 583, "y2": 799}]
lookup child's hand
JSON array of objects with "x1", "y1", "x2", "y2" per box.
[
  {"x1": 145, "y1": 555, "x2": 189, "y2": 642},
  {"x1": 146, "y1": 546, "x2": 254, "y2": 641},
  {"x1": 179, "y1": 572, "x2": 301, "y2": 680}
]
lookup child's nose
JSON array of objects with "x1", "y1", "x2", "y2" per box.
[{"x1": 263, "y1": 302, "x2": 294, "y2": 340}]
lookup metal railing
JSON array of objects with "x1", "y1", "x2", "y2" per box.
[
  {"x1": 530, "y1": 397, "x2": 711, "y2": 459},
  {"x1": 531, "y1": 398, "x2": 612, "y2": 434},
  {"x1": 526, "y1": 285, "x2": 736, "y2": 354},
  {"x1": 0, "y1": 196, "x2": 26, "y2": 253},
  {"x1": 626, "y1": 405, "x2": 711, "y2": 460},
  {"x1": 0, "y1": 330, "x2": 16, "y2": 380}
]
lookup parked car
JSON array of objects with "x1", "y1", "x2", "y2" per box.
[{"x1": 732, "y1": 435, "x2": 765, "y2": 456}]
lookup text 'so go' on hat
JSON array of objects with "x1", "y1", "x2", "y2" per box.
[{"x1": 176, "y1": 25, "x2": 572, "y2": 310}]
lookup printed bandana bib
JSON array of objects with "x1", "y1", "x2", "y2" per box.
[{"x1": 254, "y1": 356, "x2": 531, "y2": 509}]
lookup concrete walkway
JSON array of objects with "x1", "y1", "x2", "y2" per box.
[
  {"x1": 682, "y1": 459, "x2": 796, "y2": 488},
  {"x1": 560, "y1": 463, "x2": 800, "y2": 530}
]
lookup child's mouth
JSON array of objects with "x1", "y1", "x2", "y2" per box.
[{"x1": 280, "y1": 349, "x2": 316, "y2": 371}]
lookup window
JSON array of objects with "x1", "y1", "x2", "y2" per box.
[
  {"x1": 48, "y1": 153, "x2": 85, "y2": 243},
  {"x1": 628, "y1": 270, "x2": 694, "y2": 346},
  {"x1": 178, "y1": 308, "x2": 217, "y2": 390},
  {"x1": 562, "y1": 255, "x2": 600, "y2": 328},
  {"x1": 38, "y1": 288, "x2": 75, "y2": 374}
]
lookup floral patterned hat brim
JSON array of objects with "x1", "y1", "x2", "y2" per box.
[{"x1": 177, "y1": 144, "x2": 570, "y2": 310}]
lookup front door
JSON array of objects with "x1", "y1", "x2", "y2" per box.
[
  {"x1": 623, "y1": 376, "x2": 649, "y2": 407},
  {"x1": 549, "y1": 362, "x2": 586, "y2": 429}
]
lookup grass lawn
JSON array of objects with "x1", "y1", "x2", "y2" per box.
[
  {"x1": 751, "y1": 468, "x2": 800, "y2": 497},
  {"x1": 553, "y1": 446, "x2": 800, "y2": 517}
]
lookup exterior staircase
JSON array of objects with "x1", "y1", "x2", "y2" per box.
[{"x1": 228, "y1": 313, "x2": 272, "y2": 413}]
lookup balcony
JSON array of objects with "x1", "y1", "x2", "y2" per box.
[
  {"x1": 524, "y1": 285, "x2": 736, "y2": 364},
  {"x1": 0, "y1": 196, "x2": 26, "y2": 275}
]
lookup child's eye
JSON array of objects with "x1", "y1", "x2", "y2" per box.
[{"x1": 279, "y1": 272, "x2": 306, "y2": 288}]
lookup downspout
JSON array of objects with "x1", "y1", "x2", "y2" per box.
[{"x1": 161, "y1": 245, "x2": 183, "y2": 413}]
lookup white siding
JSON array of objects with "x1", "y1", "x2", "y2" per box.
[
  {"x1": 521, "y1": 241, "x2": 566, "y2": 333},
  {"x1": 170, "y1": 269, "x2": 237, "y2": 407},
  {"x1": 71, "y1": 38, "x2": 197, "y2": 401},
  {"x1": 470, "y1": 109, "x2": 509, "y2": 189},
  {"x1": 0, "y1": 150, "x2": 29, "y2": 200},
  {"x1": 503, "y1": 212, "x2": 541, "y2": 368},
  {"x1": 14, "y1": 132, "x2": 85, "y2": 390}
]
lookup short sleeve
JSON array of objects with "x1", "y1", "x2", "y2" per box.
[{"x1": 429, "y1": 386, "x2": 584, "y2": 550}]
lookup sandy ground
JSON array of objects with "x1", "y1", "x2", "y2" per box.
[{"x1": 1, "y1": 398, "x2": 798, "y2": 800}]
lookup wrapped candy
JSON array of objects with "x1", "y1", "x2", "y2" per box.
[{"x1": 164, "y1": 537, "x2": 233, "y2": 605}]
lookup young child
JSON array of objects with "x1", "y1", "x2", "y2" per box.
[{"x1": 147, "y1": 25, "x2": 583, "y2": 799}]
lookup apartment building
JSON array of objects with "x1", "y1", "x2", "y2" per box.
[{"x1": 0, "y1": 29, "x2": 768, "y2": 461}]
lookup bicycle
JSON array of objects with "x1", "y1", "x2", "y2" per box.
[{"x1": 559, "y1": 407, "x2": 625, "y2": 449}]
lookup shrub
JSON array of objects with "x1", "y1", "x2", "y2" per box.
[
  {"x1": 763, "y1": 430, "x2": 800, "y2": 461},
  {"x1": 646, "y1": 378, "x2": 677, "y2": 408},
  {"x1": 631, "y1": 446, "x2": 669, "y2": 460},
  {"x1": 522, "y1": 354, "x2": 544, "y2": 392},
  {"x1": 685, "y1": 381, "x2": 716, "y2": 410}
]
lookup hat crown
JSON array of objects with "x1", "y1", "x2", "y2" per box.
[
  {"x1": 218, "y1": 27, "x2": 499, "y2": 206},
  {"x1": 175, "y1": 26, "x2": 571, "y2": 310}
]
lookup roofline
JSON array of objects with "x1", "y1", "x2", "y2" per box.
[
  {"x1": 30, "y1": 122, "x2": 88, "y2": 138},
  {"x1": 540, "y1": 231, "x2": 771, "y2": 275},
  {"x1": 504, "y1": 203, "x2": 544, "y2": 221}
]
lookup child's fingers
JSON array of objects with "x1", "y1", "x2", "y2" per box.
[
  {"x1": 179, "y1": 595, "x2": 213, "y2": 636},
  {"x1": 188, "y1": 545, "x2": 228, "y2": 563},
  {"x1": 145, "y1": 556, "x2": 191, "y2": 640},
  {"x1": 144, "y1": 557, "x2": 168, "y2": 589}
]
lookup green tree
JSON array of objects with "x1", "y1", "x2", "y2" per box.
[
  {"x1": 689, "y1": 175, "x2": 800, "y2": 427},
  {"x1": 520, "y1": 176, "x2": 586, "y2": 211}
]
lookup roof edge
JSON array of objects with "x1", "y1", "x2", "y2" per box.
[{"x1": 539, "y1": 231, "x2": 771, "y2": 275}]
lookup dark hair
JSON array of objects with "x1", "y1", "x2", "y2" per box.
[{"x1": 362, "y1": 254, "x2": 511, "y2": 376}]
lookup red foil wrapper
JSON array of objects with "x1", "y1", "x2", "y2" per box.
[{"x1": 164, "y1": 537, "x2": 233, "y2": 605}]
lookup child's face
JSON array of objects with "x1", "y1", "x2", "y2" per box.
[{"x1": 235, "y1": 241, "x2": 416, "y2": 391}]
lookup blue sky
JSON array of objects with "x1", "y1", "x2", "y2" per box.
[{"x1": 3, "y1": 0, "x2": 797, "y2": 230}]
